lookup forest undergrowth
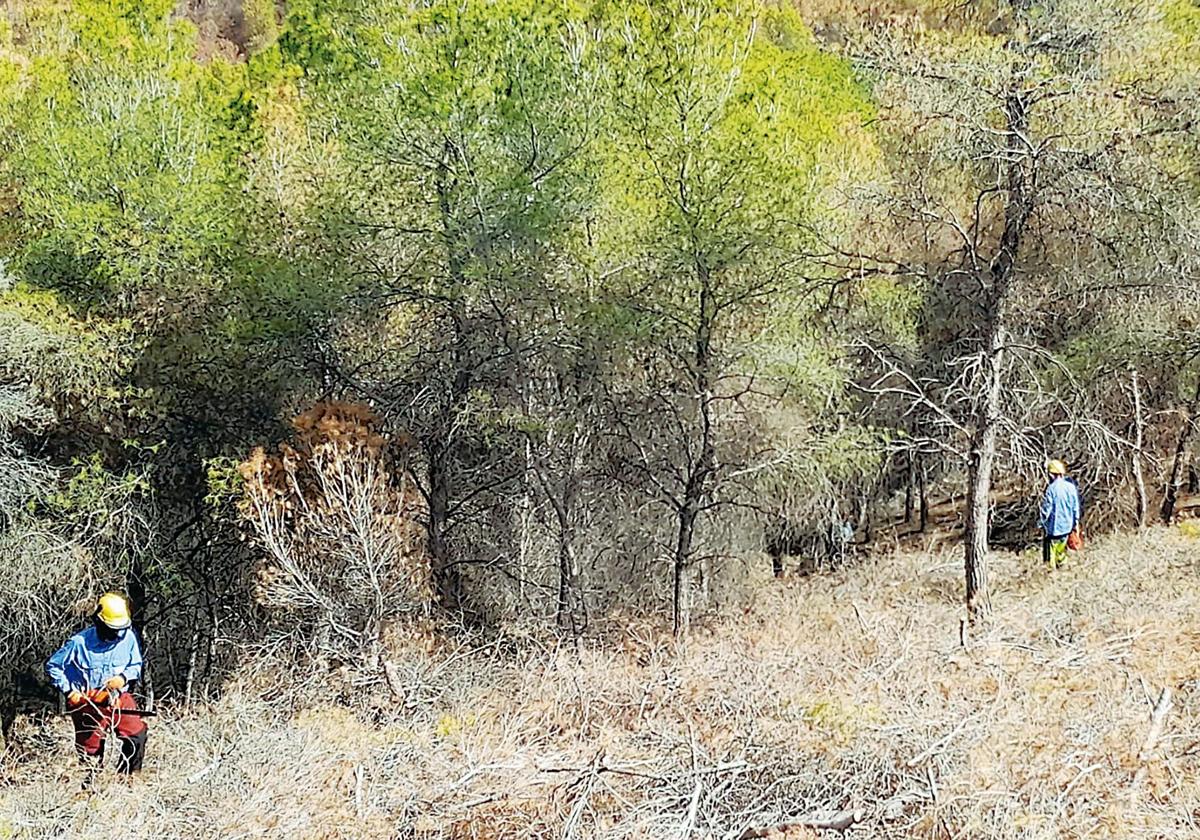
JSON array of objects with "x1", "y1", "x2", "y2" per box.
[{"x1": 5, "y1": 527, "x2": 1200, "y2": 839}]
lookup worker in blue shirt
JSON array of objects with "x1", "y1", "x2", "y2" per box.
[
  {"x1": 1040, "y1": 460, "x2": 1081, "y2": 569},
  {"x1": 46, "y1": 592, "x2": 149, "y2": 774}
]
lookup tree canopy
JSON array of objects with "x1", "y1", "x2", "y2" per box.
[{"x1": 1, "y1": 0, "x2": 1199, "y2": 708}]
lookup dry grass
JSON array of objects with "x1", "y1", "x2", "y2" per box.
[{"x1": 5, "y1": 527, "x2": 1200, "y2": 838}]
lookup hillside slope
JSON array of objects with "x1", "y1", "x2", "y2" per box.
[{"x1": 5, "y1": 529, "x2": 1200, "y2": 838}]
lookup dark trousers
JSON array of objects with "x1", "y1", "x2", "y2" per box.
[{"x1": 80, "y1": 727, "x2": 148, "y2": 774}]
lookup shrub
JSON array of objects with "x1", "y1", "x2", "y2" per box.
[{"x1": 238, "y1": 402, "x2": 431, "y2": 663}]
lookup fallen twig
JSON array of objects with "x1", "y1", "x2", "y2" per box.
[
  {"x1": 538, "y1": 759, "x2": 749, "y2": 782},
  {"x1": 680, "y1": 777, "x2": 703, "y2": 839},
  {"x1": 906, "y1": 711, "x2": 981, "y2": 768},
  {"x1": 1130, "y1": 686, "x2": 1172, "y2": 796},
  {"x1": 382, "y1": 659, "x2": 405, "y2": 702},
  {"x1": 737, "y1": 808, "x2": 865, "y2": 838},
  {"x1": 562, "y1": 752, "x2": 602, "y2": 839}
]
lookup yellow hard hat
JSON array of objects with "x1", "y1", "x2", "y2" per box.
[
  {"x1": 96, "y1": 592, "x2": 131, "y2": 630},
  {"x1": 1046, "y1": 459, "x2": 1068, "y2": 476}
]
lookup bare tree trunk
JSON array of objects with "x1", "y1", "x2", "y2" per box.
[
  {"x1": 553, "y1": 440, "x2": 585, "y2": 636},
  {"x1": 425, "y1": 140, "x2": 471, "y2": 614},
  {"x1": 427, "y1": 443, "x2": 463, "y2": 612},
  {"x1": 1130, "y1": 368, "x2": 1148, "y2": 528},
  {"x1": 556, "y1": 527, "x2": 582, "y2": 635},
  {"x1": 143, "y1": 660, "x2": 155, "y2": 712},
  {"x1": 672, "y1": 265, "x2": 717, "y2": 638},
  {"x1": 183, "y1": 626, "x2": 199, "y2": 707},
  {"x1": 423, "y1": 336, "x2": 472, "y2": 614},
  {"x1": 918, "y1": 454, "x2": 929, "y2": 532},
  {"x1": 518, "y1": 432, "x2": 534, "y2": 606},
  {"x1": 1, "y1": 670, "x2": 16, "y2": 753},
  {"x1": 903, "y1": 451, "x2": 914, "y2": 524},
  {"x1": 964, "y1": 328, "x2": 1002, "y2": 622},
  {"x1": 673, "y1": 502, "x2": 699, "y2": 636},
  {"x1": 201, "y1": 602, "x2": 218, "y2": 699},
  {"x1": 529, "y1": 472, "x2": 583, "y2": 634},
  {"x1": 1162, "y1": 374, "x2": 1200, "y2": 524},
  {"x1": 964, "y1": 71, "x2": 1032, "y2": 622}
]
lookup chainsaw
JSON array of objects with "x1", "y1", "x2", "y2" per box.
[{"x1": 66, "y1": 688, "x2": 158, "y2": 717}]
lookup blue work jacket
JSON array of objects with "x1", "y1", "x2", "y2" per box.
[
  {"x1": 45, "y1": 625, "x2": 143, "y2": 694},
  {"x1": 1039, "y1": 476, "x2": 1081, "y2": 538}
]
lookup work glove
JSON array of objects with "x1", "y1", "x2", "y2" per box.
[
  {"x1": 89, "y1": 689, "x2": 110, "y2": 705},
  {"x1": 103, "y1": 675, "x2": 126, "y2": 692},
  {"x1": 66, "y1": 690, "x2": 84, "y2": 707}
]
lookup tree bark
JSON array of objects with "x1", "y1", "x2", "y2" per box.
[
  {"x1": 553, "y1": 437, "x2": 585, "y2": 636},
  {"x1": 425, "y1": 138, "x2": 471, "y2": 614},
  {"x1": 672, "y1": 267, "x2": 717, "y2": 638},
  {"x1": 672, "y1": 502, "x2": 699, "y2": 637},
  {"x1": 527, "y1": 400, "x2": 587, "y2": 636},
  {"x1": 518, "y1": 434, "x2": 534, "y2": 607},
  {"x1": 1, "y1": 669, "x2": 15, "y2": 752},
  {"x1": 426, "y1": 443, "x2": 463, "y2": 612},
  {"x1": 183, "y1": 626, "x2": 200, "y2": 707},
  {"x1": 903, "y1": 451, "x2": 914, "y2": 524},
  {"x1": 964, "y1": 322, "x2": 1003, "y2": 622},
  {"x1": 963, "y1": 68, "x2": 1033, "y2": 622},
  {"x1": 918, "y1": 454, "x2": 929, "y2": 532},
  {"x1": 1161, "y1": 373, "x2": 1200, "y2": 524},
  {"x1": 556, "y1": 531, "x2": 582, "y2": 635},
  {"x1": 1130, "y1": 368, "x2": 1148, "y2": 528}
]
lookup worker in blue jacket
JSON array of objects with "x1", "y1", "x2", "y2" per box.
[
  {"x1": 1040, "y1": 460, "x2": 1081, "y2": 570},
  {"x1": 46, "y1": 593, "x2": 148, "y2": 774}
]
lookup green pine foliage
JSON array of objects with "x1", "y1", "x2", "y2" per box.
[{"x1": 0, "y1": 0, "x2": 1197, "y2": 684}]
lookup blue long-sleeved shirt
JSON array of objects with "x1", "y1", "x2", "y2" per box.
[
  {"x1": 45, "y1": 626, "x2": 143, "y2": 694},
  {"x1": 1039, "y1": 476, "x2": 1081, "y2": 537}
]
